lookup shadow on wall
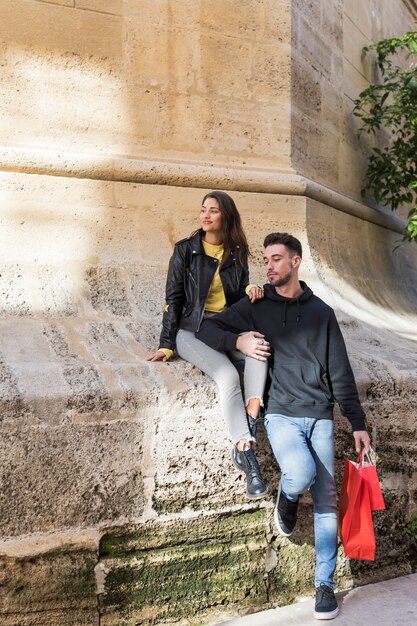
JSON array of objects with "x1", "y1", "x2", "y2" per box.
[
  {"x1": 304, "y1": 198, "x2": 417, "y2": 594},
  {"x1": 306, "y1": 199, "x2": 417, "y2": 340}
]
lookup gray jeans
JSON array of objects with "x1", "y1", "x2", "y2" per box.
[{"x1": 176, "y1": 329, "x2": 268, "y2": 444}]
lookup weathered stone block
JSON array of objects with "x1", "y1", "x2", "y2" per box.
[
  {"x1": 0, "y1": 546, "x2": 97, "y2": 625},
  {"x1": 125, "y1": 20, "x2": 196, "y2": 93},
  {"x1": 0, "y1": 265, "x2": 31, "y2": 316},
  {"x1": 0, "y1": 357, "x2": 30, "y2": 422},
  {"x1": 76, "y1": 0, "x2": 123, "y2": 15},
  {"x1": 343, "y1": 15, "x2": 370, "y2": 75},
  {"x1": 85, "y1": 266, "x2": 132, "y2": 317},
  {"x1": 98, "y1": 510, "x2": 268, "y2": 625},
  {"x1": 37, "y1": 266, "x2": 78, "y2": 317},
  {"x1": 37, "y1": 0, "x2": 75, "y2": 7},
  {"x1": 0, "y1": 1, "x2": 123, "y2": 58},
  {"x1": 251, "y1": 42, "x2": 291, "y2": 103},
  {"x1": 292, "y1": 59, "x2": 322, "y2": 118},
  {"x1": 297, "y1": 15, "x2": 333, "y2": 81},
  {"x1": 198, "y1": 33, "x2": 252, "y2": 99},
  {"x1": 0, "y1": 419, "x2": 145, "y2": 537},
  {"x1": 262, "y1": 0, "x2": 291, "y2": 41},
  {"x1": 321, "y1": 0, "x2": 344, "y2": 48}
]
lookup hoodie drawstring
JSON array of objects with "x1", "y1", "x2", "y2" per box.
[{"x1": 282, "y1": 298, "x2": 301, "y2": 327}]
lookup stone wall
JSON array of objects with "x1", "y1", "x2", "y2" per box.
[
  {"x1": 1, "y1": 1, "x2": 417, "y2": 625},
  {"x1": 291, "y1": 0, "x2": 416, "y2": 203}
]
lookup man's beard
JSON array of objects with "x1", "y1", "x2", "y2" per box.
[{"x1": 269, "y1": 269, "x2": 292, "y2": 287}]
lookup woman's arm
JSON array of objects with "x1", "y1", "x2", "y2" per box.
[{"x1": 147, "y1": 244, "x2": 187, "y2": 360}]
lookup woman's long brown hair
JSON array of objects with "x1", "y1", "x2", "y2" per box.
[{"x1": 194, "y1": 191, "x2": 250, "y2": 267}]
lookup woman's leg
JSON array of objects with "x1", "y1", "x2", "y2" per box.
[
  {"x1": 227, "y1": 348, "x2": 268, "y2": 425},
  {"x1": 243, "y1": 354, "x2": 268, "y2": 422},
  {"x1": 228, "y1": 350, "x2": 268, "y2": 444},
  {"x1": 176, "y1": 330, "x2": 252, "y2": 443},
  {"x1": 176, "y1": 330, "x2": 268, "y2": 499}
]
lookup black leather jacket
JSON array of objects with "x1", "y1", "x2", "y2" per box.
[{"x1": 158, "y1": 232, "x2": 249, "y2": 350}]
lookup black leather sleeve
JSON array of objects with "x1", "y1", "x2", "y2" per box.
[
  {"x1": 158, "y1": 244, "x2": 186, "y2": 350},
  {"x1": 237, "y1": 254, "x2": 250, "y2": 300}
]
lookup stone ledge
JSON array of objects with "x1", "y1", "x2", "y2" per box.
[{"x1": 0, "y1": 146, "x2": 405, "y2": 234}]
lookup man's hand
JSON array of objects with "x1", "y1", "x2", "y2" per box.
[
  {"x1": 353, "y1": 430, "x2": 371, "y2": 454},
  {"x1": 236, "y1": 331, "x2": 271, "y2": 361},
  {"x1": 248, "y1": 286, "x2": 264, "y2": 303}
]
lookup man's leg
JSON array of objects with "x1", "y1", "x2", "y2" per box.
[
  {"x1": 266, "y1": 415, "x2": 339, "y2": 620},
  {"x1": 265, "y1": 414, "x2": 317, "y2": 497},
  {"x1": 265, "y1": 414, "x2": 317, "y2": 535},
  {"x1": 307, "y1": 418, "x2": 339, "y2": 620},
  {"x1": 307, "y1": 419, "x2": 338, "y2": 589}
]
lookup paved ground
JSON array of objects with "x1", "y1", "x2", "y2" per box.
[{"x1": 214, "y1": 573, "x2": 417, "y2": 626}]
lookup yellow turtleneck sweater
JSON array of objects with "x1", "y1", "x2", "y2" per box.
[{"x1": 159, "y1": 242, "x2": 256, "y2": 360}]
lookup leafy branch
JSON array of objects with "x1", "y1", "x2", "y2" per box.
[{"x1": 353, "y1": 32, "x2": 417, "y2": 244}]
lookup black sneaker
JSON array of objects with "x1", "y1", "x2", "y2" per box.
[
  {"x1": 274, "y1": 480, "x2": 299, "y2": 537},
  {"x1": 314, "y1": 584, "x2": 339, "y2": 620}
]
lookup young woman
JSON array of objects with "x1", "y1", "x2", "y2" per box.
[{"x1": 147, "y1": 191, "x2": 269, "y2": 499}]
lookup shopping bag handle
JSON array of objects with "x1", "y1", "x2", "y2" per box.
[{"x1": 358, "y1": 449, "x2": 374, "y2": 467}]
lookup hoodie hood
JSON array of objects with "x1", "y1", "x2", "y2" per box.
[
  {"x1": 263, "y1": 280, "x2": 313, "y2": 303},
  {"x1": 263, "y1": 280, "x2": 313, "y2": 327}
]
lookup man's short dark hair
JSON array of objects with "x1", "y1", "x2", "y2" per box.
[{"x1": 263, "y1": 232, "x2": 302, "y2": 257}]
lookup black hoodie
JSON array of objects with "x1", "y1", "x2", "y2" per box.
[{"x1": 196, "y1": 281, "x2": 366, "y2": 431}]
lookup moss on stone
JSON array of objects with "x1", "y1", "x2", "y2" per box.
[{"x1": 99, "y1": 509, "x2": 268, "y2": 624}]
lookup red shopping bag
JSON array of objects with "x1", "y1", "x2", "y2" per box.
[
  {"x1": 358, "y1": 451, "x2": 385, "y2": 511},
  {"x1": 338, "y1": 458, "x2": 376, "y2": 561}
]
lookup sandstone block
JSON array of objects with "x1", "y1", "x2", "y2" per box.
[
  {"x1": 37, "y1": 0, "x2": 75, "y2": 6},
  {"x1": 200, "y1": 0, "x2": 263, "y2": 37},
  {"x1": 198, "y1": 32, "x2": 252, "y2": 99},
  {"x1": 297, "y1": 16, "x2": 333, "y2": 81},
  {"x1": 343, "y1": 15, "x2": 370, "y2": 75},
  {"x1": 125, "y1": 20, "x2": 196, "y2": 93},
  {"x1": 0, "y1": 265, "x2": 31, "y2": 316},
  {"x1": 98, "y1": 510, "x2": 268, "y2": 625},
  {"x1": 342, "y1": 57, "x2": 369, "y2": 102},
  {"x1": 292, "y1": 59, "x2": 321, "y2": 118},
  {"x1": 75, "y1": 0, "x2": 123, "y2": 15},
  {"x1": 0, "y1": 547, "x2": 97, "y2": 625},
  {"x1": 0, "y1": 1, "x2": 123, "y2": 58},
  {"x1": 251, "y1": 42, "x2": 291, "y2": 103},
  {"x1": 321, "y1": 0, "x2": 344, "y2": 48},
  {"x1": 0, "y1": 419, "x2": 145, "y2": 537},
  {"x1": 262, "y1": 0, "x2": 291, "y2": 41}
]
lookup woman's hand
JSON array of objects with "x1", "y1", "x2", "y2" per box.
[
  {"x1": 248, "y1": 286, "x2": 264, "y2": 303},
  {"x1": 146, "y1": 350, "x2": 169, "y2": 362},
  {"x1": 236, "y1": 332, "x2": 270, "y2": 360}
]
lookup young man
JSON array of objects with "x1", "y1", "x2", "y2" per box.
[{"x1": 196, "y1": 232, "x2": 370, "y2": 620}]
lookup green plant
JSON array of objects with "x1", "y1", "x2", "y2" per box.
[
  {"x1": 353, "y1": 32, "x2": 417, "y2": 244},
  {"x1": 403, "y1": 514, "x2": 417, "y2": 544}
]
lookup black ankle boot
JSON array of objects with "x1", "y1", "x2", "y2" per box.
[
  {"x1": 248, "y1": 413, "x2": 264, "y2": 438},
  {"x1": 232, "y1": 446, "x2": 268, "y2": 500}
]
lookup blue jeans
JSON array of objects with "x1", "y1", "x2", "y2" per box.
[{"x1": 265, "y1": 414, "x2": 338, "y2": 589}]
